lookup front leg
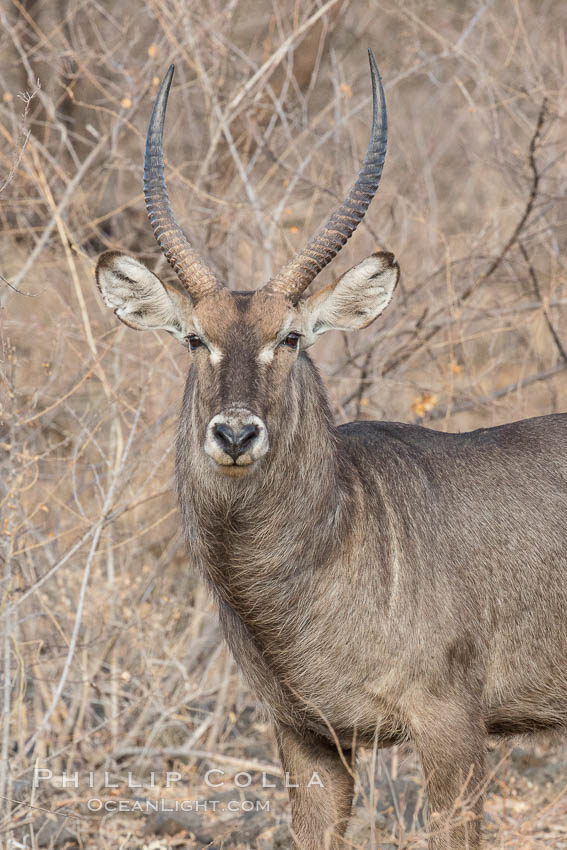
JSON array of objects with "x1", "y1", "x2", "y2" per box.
[
  {"x1": 275, "y1": 724, "x2": 354, "y2": 850},
  {"x1": 410, "y1": 696, "x2": 485, "y2": 849}
]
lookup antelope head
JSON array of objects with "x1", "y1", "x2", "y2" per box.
[{"x1": 96, "y1": 51, "x2": 399, "y2": 477}]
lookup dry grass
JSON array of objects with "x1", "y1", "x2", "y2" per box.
[{"x1": 1, "y1": 0, "x2": 567, "y2": 847}]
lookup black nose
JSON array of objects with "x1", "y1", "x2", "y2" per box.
[{"x1": 213, "y1": 422, "x2": 259, "y2": 460}]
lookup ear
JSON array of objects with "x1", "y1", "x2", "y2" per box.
[
  {"x1": 95, "y1": 251, "x2": 189, "y2": 343},
  {"x1": 300, "y1": 251, "x2": 399, "y2": 344}
]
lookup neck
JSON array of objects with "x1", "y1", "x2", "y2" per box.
[
  {"x1": 175, "y1": 354, "x2": 361, "y2": 719},
  {"x1": 176, "y1": 354, "x2": 354, "y2": 601}
]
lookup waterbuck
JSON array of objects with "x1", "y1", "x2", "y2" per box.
[{"x1": 95, "y1": 52, "x2": 567, "y2": 849}]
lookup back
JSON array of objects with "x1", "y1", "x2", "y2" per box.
[{"x1": 339, "y1": 413, "x2": 567, "y2": 731}]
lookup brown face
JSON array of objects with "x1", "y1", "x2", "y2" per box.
[
  {"x1": 96, "y1": 53, "x2": 397, "y2": 474},
  {"x1": 96, "y1": 54, "x2": 398, "y2": 475},
  {"x1": 187, "y1": 288, "x2": 301, "y2": 475},
  {"x1": 96, "y1": 250, "x2": 400, "y2": 476}
]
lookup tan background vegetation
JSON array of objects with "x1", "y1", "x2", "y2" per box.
[{"x1": 1, "y1": 0, "x2": 567, "y2": 847}]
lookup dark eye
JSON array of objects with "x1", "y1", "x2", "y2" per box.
[
  {"x1": 187, "y1": 334, "x2": 203, "y2": 351},
  {"x1": 283, "y1": 332, "x2": 300, "y2": 350}
]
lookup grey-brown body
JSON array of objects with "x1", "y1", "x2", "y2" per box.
[
  {"x1": 179, "y1": 384, "x2": 567, "y2": 751},
  {"x1": 174, "y1": 335, "x2": 567, "y2": 847},
  {"x1": 96, "y1": 55, "x2": 567, "y2": 849}
]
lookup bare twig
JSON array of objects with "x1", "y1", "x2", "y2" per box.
[
  {"x1": 381, "y1": 98, "x2": 549, "y2": 380},
  {"x1": 0, "y1": 79, "x2": 40, "y2": 196},
  {"x1": 425, "y1": 363, "x2": 567, "y2": 423},
  {"x1": 519, "y1": 241, "x2": 567, "y2": 363}
]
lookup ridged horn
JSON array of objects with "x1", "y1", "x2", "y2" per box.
[
  {"x1": 265, "y1": 49, "x2": 388, "y2": 302},
  {"x1": 144, "y1": 65, "x2": 220, "y2": 300}
]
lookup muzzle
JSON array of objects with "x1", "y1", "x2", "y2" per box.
[{"x1": 204, "y1": 407, "x2": 269, "y2": 467}]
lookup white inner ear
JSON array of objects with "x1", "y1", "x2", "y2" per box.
[
  {"x1": 301, "y1": 254, "x2": 399, "y2": 344},
  {"x1": 96, "y1": 254, "x2": 188, "y2": 342}
]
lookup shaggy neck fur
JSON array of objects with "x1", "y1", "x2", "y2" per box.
[
  {"x1": 175, "y1": 351, "x2": 360, "y2": 720},
  {"x1": 177, "y1": 352, "x2": 354, "y2": 584}
]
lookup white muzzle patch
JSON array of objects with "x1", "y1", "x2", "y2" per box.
[{"x1": 204, "y1": 408, "x2": 269, "y2": 467}]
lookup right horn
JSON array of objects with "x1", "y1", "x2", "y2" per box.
[
  {"x1": 264, "y1": 49, "x2": 388, "y2": 303},
  {"x1": 144, "y1": 65, "x2": 221, "y2": 301}
]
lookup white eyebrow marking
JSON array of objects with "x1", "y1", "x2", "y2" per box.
[
  {"x1": 192, "y1": 316, "x2": 223, "y2": 365},
  {"x1": 209, "y1": 345, "x2": 223, "y2": 365},
  {"x1": 258, "y1": 315, "x2": 296, "y2": 364},
  {"x1": 258, "y1": 345, "x2": 275, "y2": 364}
]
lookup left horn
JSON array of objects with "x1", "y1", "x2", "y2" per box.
[
  {"x1": 265, "y1": 49, "x2": 388, "y2": 302},
  {"x1": 144, "y1": 65, "x2": 221, "y2": 300}
]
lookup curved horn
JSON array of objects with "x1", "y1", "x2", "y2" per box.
[
  {"x1": 265, "y1": 49, "x2": 388, "y2": 302},
  {"x1": 144, "y1": 65, "x2": 220, "y2": 300}
]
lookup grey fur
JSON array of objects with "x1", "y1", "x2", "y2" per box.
[
  {"x1": 175, "y1": 322, "x2": 567, "y2": 849},
  {"x1": 94, "y1": 54, "x2": 567, "y2": 847},
  {"x1": 97, "y1": 245, "x2": 567, "y2": 847}
]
